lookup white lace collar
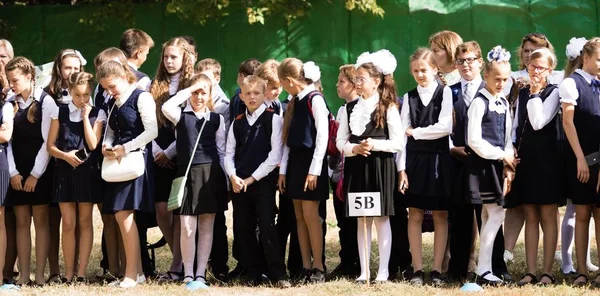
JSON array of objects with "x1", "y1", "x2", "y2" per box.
[
  {"x1": 349, "y1": 93, "x2": 379, "y2": 136},
  {"x1": 479, "y1": 88, "x2": 507, "y2": 114}
]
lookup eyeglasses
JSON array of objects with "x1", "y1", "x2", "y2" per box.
[
  {"x1": 528, "y1": 64, "x2": 550, "y2": 73},
  {"x1": 455, "y1": 57, "x2": 480, "y2": 65},
  {"x1": 353, "y1": 76, "x2": 370, "y2": 85}
]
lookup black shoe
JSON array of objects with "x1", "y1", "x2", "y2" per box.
[
  {"x1": 272, "y1": 277, "x2": 292, "y2": 289},
  {"x1": 498, "y1": 271, "x2": 513, "y2": 283},
  {"x1": 409, "y1": 270, "x2": 424, "y2": 286},
  {"x1": 429, "y1": 270, "x2": 446, "y2": 287},
  {"x1": 228, "y1": 264, "x2": 245, "y2": 279},
  {"x1": 309, "y1": 269, "x2": 326, "y2": 284},
  {"x1": 476, "y1": 271, "x2": 503, "y2": 286},
  {"x1": 402, "y1": 266, "x2": 414, "y2": 281},
  {"x1": 330, "y1": 264, "x2": 355, "y2": 277}
]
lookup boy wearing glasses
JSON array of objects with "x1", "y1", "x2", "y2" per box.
[{"x1": 447, "y1": 41, "x2": 510, "y2": 282}]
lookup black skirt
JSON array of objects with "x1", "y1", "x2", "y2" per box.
[
  {"x1": 153, "y1": 164, "x2": 177, "y2": 203},
  {"x1": 510, "y1": 145, "x2": 563, "y2": 206},
  {"x1": 465, "y1": 153, "x2": 505, "y2": 206},
  {"x1": 174, "y1": 163, "x2": 228, "y2": 216},
  {"x1": 53, "y1": 164, "x2": 103, "y2": 203},
  {"x1": 7, "y1": 168, "x2": 53, "y2": 206},
  {"x1": 285, "y1": 148, "x2": 329, "y2": 201},
  {"x1": 0, "y1": 170, "x2": 9, "y2": 206},
  {"x1": 404, "y1": 151, "x2": 453, "y2": 211},
  {"x1": 564, "y1": 151, "x2": 600, "y2": 205},
  {"x1": 102, "y1": 149, "x2": 154, "y2": 213},
  {"x1": 344, "y1": 151, "x2": 396, "y2": 217}
]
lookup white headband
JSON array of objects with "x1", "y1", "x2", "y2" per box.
[
  {"x1": 355, "y1": 49, "x2": 397, "y2": 75},
  {"x1": 61, "y1": 50, "x2": 87, "y2": 66},
  {"x1": 111, "y1": 57, "x2": 123, "y2": 66},
  {"x1": 531, "y1": 48, "x2": 557, "y2": 68}
]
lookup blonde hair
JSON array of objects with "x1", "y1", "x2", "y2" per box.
[
  {"x1": 150, "y1": 37, "x2": 195, "y2": 127},
  {"x1": 0, "y1": 39, "x2": 14, "y2": 60},
  {"x1": 254, "y1": 59, "x2": 281, "y2": 87},
  {"x1": 94, "y1": 47, "x2": 128, "y2": 70},
  {"x1": 565, "y1": 37, "x2": 600, "y2": 78},
  {"x1": 529, "y1": 48, "x2": 557, "y2": 70},
  {"x1": 410, "y1": 47, "x2": 437, "y2": 69},
  {"x1": 241, "y1": 75, "x2": 267, "y2": 94},
  {"x1": 516, "y1": 33, "x2": 554, "y2": 70},
  {"x1": 279, "y1": 58, "x2": 315, "y2": 143},
  {"x1": 47, "y1": 49, "x2": 85, "y2": 99},
  {"x1": 185, "y1": 73, "x2": 214, "y2": 111},
  {"x1": 5, "y1": 57, "x2": 38, "y2": 123},
  {"x1": 429, "y1": 30, "x2": 463, "y2": 66},
  {"x1": 67, "y1": 71, "x2": 94, "y2": 92},
  {"x1": 195, "y1": 58, "x2": 222, "y2": 77},
  {"x1": 338, "y1": 64, "x2": 357, "y2": 86},
  {"x1": 96, "y1": 60, "x2": 136, "y2": 84}
]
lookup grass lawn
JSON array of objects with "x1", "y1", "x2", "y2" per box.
[{"x1": 7, "y1": 198, "x2": 600, "y2": 295}]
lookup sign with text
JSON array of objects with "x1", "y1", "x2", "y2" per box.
[{"x1": 347, "y1": 192, "x2": 382, "y2": 217}]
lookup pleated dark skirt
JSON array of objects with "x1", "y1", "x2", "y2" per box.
[
  {"x1": 154, "y1": 164, "x2": 177, "y2": 203},
  {"x1": 285, "y1": 148, "x2": 329, "y2": 201},
  {"x1": 404, "y1": 151, "x2": 453, "y2": 211},
  {"x1": 53, "y1": 164, "x2": 103, "y2": 203},
  {"x1": 564, "y1": 151, "x2": 600, "y2": 205},
  {"x1": 465, "y1": 153, "x2": 505, "y2": 206},
  {"x1": 344, "y1": 151, "x2": 396, "y2": 217},
  {"x1": 0, "y1": 170, "x2": 10, "y2": 206},
  {"x1": 102, "y1": 149, "x2": 154, "y2": 213},
  {"x1": 7, "y1": 169, "x2": 52, "y2": 206},
  {"x1": 174, "y1": 162, "x2": 228, "y2": 216},
  {"x1": 510, "y1": 146, "x2": 563, "y2": 206}
]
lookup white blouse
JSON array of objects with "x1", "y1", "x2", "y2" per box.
[
  {"x1": 336, "y1": 93, "x2": 403, "y2": 157},
  {"x1": 280, "y1": 84, "x2": 329, "y2": 176},
  {"x1": 511, "y1": 87, "x2": 560, "y2": 144},
  {"x1": 224, "y1": 104, "x2": 283, "y2": 181},
  {"x1": 7, "y1": 87, "x2": 58, "y2": 178},
  {"x1": 467, "y1": 88, "x2": 514, "y2": 160},
  {"x1": 396, "y1": 82, "x2": 452, "y2": 171},
  {"x1": 50, "y1": 101, "x2": 107, "y2": 123},
  {"x1": 103, "y1": 85, "x2": 158, "y2": 153},
  {"x1": 161, "y1": 88, "x2": 227, "y2": 165},
  {"x1": 559, "y1": 69, "x2": 597, "y2": 106}
]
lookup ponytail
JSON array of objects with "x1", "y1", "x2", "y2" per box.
[
  {"x1": 281, "y1": 97, "x2": 296, "y2": 144},
  {"x1": 27, "y1": 78, "x2": 38, "y2": 123},
  {"x1": 375, "y1": 74, "x2": 398, "y2": 128},
  {"x1": 564, "y1": 55, "x2": 583, "y2": 78}
]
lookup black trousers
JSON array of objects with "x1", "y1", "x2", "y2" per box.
[
  {"x1": 447, "y1": 203, "x2": 508, "y2": 279},
  {"x1": 388, "y1": 195, "x2": 412, "y2": 274},
  {"x1": 276, "y1": 194, "x2": 327, "y2": 275},
  {"x1": 331, "y1": 180, "x2": 359, "y2": 269},
  {"x1": 232, "y1": 180, "x2": 286, "y2": 280},
  {"x1": 209, "y1": 211, "x2": 230, "y2": 275}
]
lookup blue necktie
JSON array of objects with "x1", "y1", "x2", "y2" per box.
[{"x1": 592, "y1": 79, "x2": 600, "y2": 94}]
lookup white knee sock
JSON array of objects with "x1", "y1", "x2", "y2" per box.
[
  {"x1": 561, "y1": 200, "x2": 576, "y2": 273},
  {"x1": 475, "y1": 204, "x2": 505, "y2": 281},
  {"x1": 195, "y1": 214, "x2": 216, "y2": 281},
  {"x1": 356, "y1": 217, "x2": 373, "y2": 281},
  {"x1": 374, "y1": 216, "x2": 391, "y2": 281},
  {"x1": 180, "y1": 215, "x2": 198, "y2": 278}
]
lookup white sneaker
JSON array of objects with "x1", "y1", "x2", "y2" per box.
[
  {"x1": 503, "y1": 250, "x2": 514, "y2": 263},
  {"x1": 119, "y1": 277, "x2": 137, "y2": 288},
  {"x1": 136, "y1": 274, "x2": 146, "y2": 284}
]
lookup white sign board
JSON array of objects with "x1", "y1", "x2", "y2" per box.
[{"x1": 347, "y1": 192, "x2": 382, "y2": 217}]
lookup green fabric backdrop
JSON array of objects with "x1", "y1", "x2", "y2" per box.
[{"x1": 0, "y1": 0, "x2": 596, "y2": 113}]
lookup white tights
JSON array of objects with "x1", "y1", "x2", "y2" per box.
[
  {"x1": 561, "y1": 199, "x2": 598, "y2": 273},
  {"x1": 356, "y1": 216, "x2": 391, "y2": 281},
  {"x1": 180, "y1": 214, "x2": 215, "y2": 282},
  {"x1": 475, "y1": 204, "x2": 505, "y2": 281}
]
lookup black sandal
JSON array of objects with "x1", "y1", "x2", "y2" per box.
[
  {"x1": 591, "y1": 274, "x2": 600, "y2": 288},
  {"x1": 477, "y1": 271, "x2": 503, "y2": 286},
  {"x1": 538, "y1": 273, "x2": 555, "y2": 286},
  {"x1": 517, "y1": 273, "x2": 538, "y2": 286},
  {"x1": 182, "y1": 275, "x2": 194, "y2": 284},
  {"x1": 573, "y1": 273, "x2": 588, "y2": 286},
  {"x1": 158, "y1": 271, "x2": 183, "y2": 282}
]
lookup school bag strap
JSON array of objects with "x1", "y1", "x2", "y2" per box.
[{"x1": 305, "y1": 90, "x2": 340, "y2": 157}]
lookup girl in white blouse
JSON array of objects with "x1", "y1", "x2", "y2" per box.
[
  {"x1": 465, "y1": 46, "x2": 516, "y2": 285},
  {"x1": 5, "y1": 56, "x2": 58, "y2": 286},
  {"x1": 398, "y1": 47, "x2": 453, "y2": 286},
  {"x1": 336, "y1": 49, "x2": 402, "y2": 282},
  {"x1": 98, "y1": 60, "x2": 158, "y2": 288}
]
